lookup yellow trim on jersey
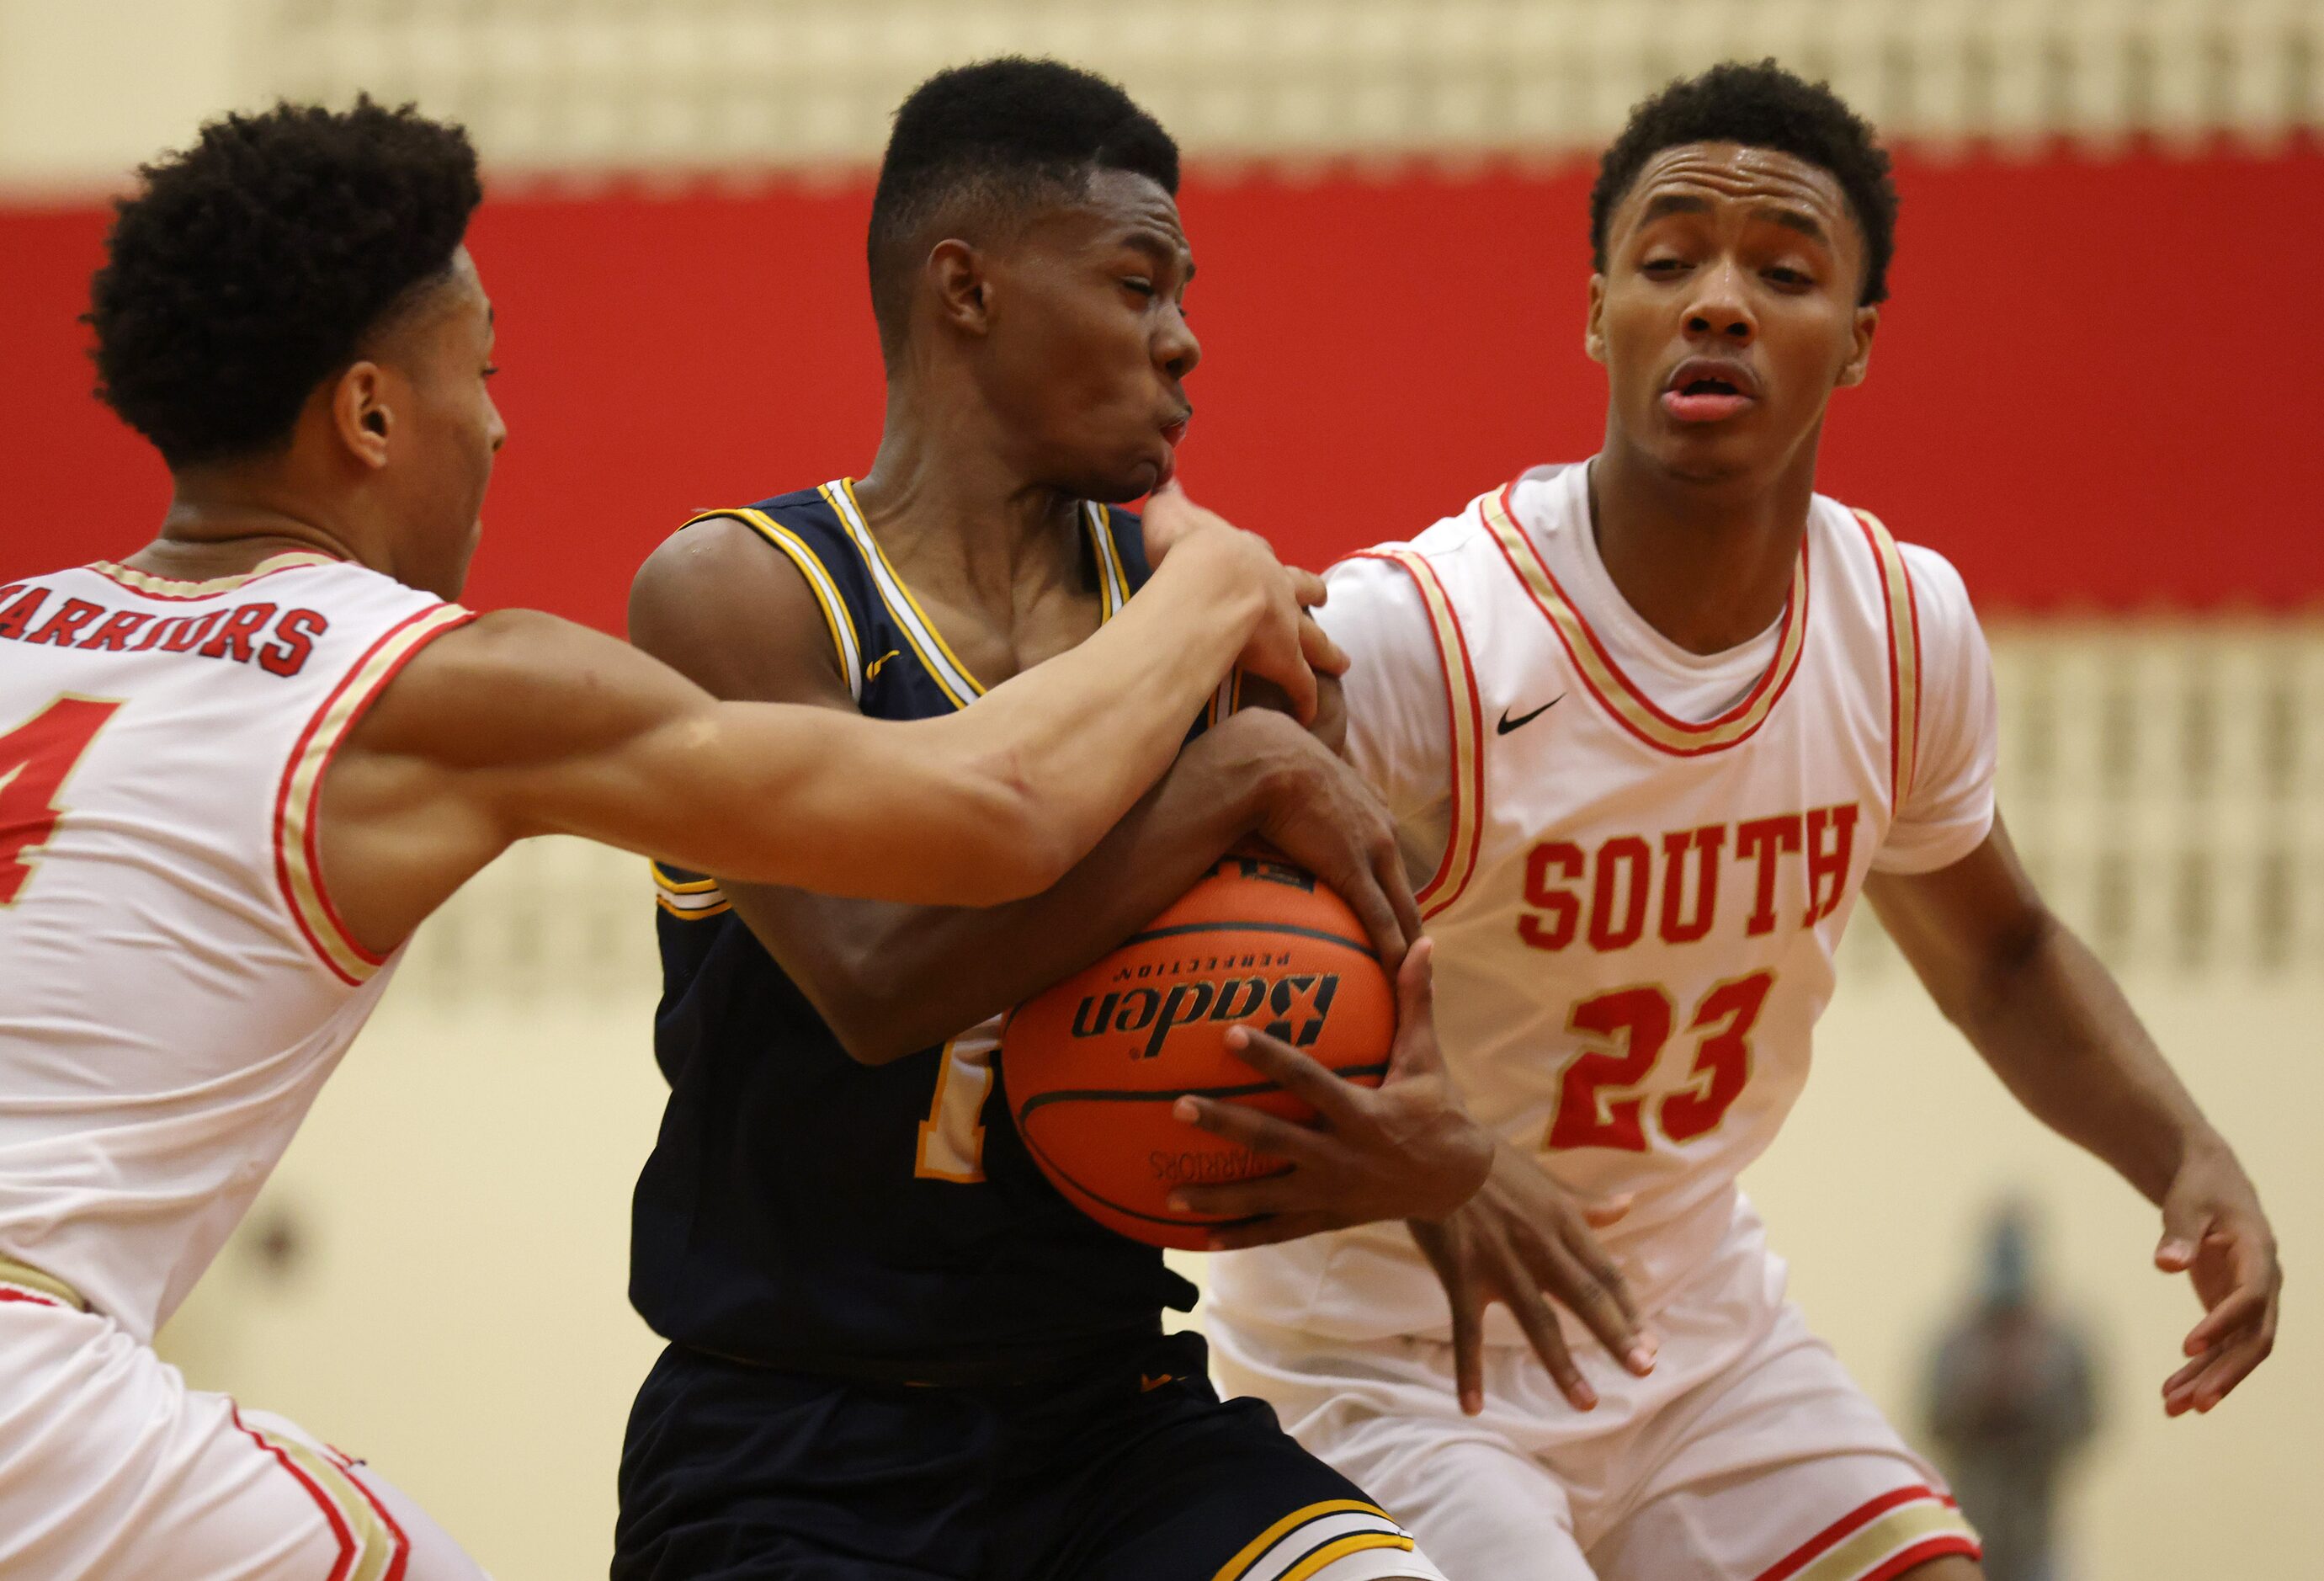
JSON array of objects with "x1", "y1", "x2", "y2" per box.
[
  {"x1": 1480, "y1": 487, "x2": 1807, "y2": 756},
  {"x1": 1853, "y1": 508, "x2": 1922, "y2": 817},
  {"x1": 1279, "y1": 1533, "x2": 1418, "y2": 1581},
  {"x1": 88, "y1": 551, "x2": 339, "y2": 598},
  {"x1": 238, "y1": 1416, "x2": 408, "y2": 1581},
  {"x1": 1212, "y1": 1499, "x2": 1403, "y2": 1581},
  {"x1": 686, "y1": 508, "x2": 865, "y2": 702},
  {"x1": 1366, "y1": 550, "x2": 1485, "y2": 918},
  {"x1": 651, "y1": 862, "x2": 731, "y2": 920},
  {"x1": 912, "y1": 1033, "x2": 992, "y2": 1183},
  {"x1": 1089, "y1": 501, "x2": 1130, "y2": 615},
  {"x1": 828, "y1": 479, "x2": 987, "y2": 707},
  {"x1": 1791, "y1": 1498, "x2": 1978, "y2": 1581},
  {"x1": 0, "y1": 1254, "x2": 86, "y2": 1310}
]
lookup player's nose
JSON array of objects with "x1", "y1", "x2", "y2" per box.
[
  {"x1": 1157, "y1": 306, "x2": 1200, "y2": 381},
  {"x1": 1682, "y1": 259, "x2": 1756, "y2": 345}
]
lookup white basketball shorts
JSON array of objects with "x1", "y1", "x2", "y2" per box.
[
  {"x1": 0, "y1": 1283, "x2": 491, "y2": 1580},
  {"x1": 1209, "y1": 1231, "x2": 1981, "y2": 1581}
]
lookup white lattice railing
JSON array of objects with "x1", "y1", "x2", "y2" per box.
[
  {"x1": 255, "y1": 0, "x2": 2322, "y2": 177},
  {"x1": 394, "y1": 623, "x2": 2324, "y2": 1009}
]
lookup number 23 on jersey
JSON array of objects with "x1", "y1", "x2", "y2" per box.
[{"x1": 1547, "y1": 971, "x2": 1774, "y2": 1152}]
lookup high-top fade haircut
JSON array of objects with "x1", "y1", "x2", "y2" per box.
[
  {"x1": 1591, "y1": 60, "x2": 1898, "y2": 305},
  {"x1": 867, "y1": 57, "x2": 1179, "y2": 367},
  {"x1": 88, "y1": 97, "x2": 482, "y2": 470}
]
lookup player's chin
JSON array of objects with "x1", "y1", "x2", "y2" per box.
[{"x1": 1077, "y1": 448, "x2": 1175, "y2": 504}]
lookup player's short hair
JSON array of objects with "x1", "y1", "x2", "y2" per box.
[
  {"x1": 87, "y1": 98, "x2": 483, "y2": 470},
  {"x1": 1591, "y1": 60, "x2": 1898, "y2": 306},
  {"x1": 867, "y1": 57, "x2": 1179, "y2": 365}
]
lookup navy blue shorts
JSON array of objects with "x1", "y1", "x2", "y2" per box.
[{"x1": 612, "y1": 1330, "x2": 1420, "y2": 1581}]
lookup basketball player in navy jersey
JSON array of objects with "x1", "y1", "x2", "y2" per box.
[{"x1": 614, "y1": 58, "x2": 1490, "y2": 1581}]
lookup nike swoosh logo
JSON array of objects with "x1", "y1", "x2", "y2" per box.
[
  {"x1": 1140, "y1": 1373, "x2": 1175, "y2": 1392},
  {"x1": 1497, "y1": 695, "x2": 1565, "y2": 735}
]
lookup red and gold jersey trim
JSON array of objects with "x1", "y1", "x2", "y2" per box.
[
  {"x1": 86, "y1": 551, "x2": 342, "y2": 601},
  {"x1": 274, "y1": 603, "x2": 476, "y2": 986},
  {"x1": 1752, "y1": 1483, "x2": 1980, "y2": 1581},
  {"x1": 1211, "y1": 1498, "x2": 1417, "y2": 1581},
  {"x1": 1853, "y1": 508, "x2": 1922, "y2": 817},
  {"x1": 1348, "y1": 549, "x2": 1485, "y2": 918},
  {"x1": 0, "y1": 1253, "x2": 86, "y2": 1311},
  {"x1": 1478, "y1": 484, "x2": 1810, "y2": 759},
  {"x1": 233, "y1": 1408, "x2": 412, "y2": 1581}
]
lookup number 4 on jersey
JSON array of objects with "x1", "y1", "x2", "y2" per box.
[{"x1": 0, "y1": 695, "x2": 122, "y2": 905}]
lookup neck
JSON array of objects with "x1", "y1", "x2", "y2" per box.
[
  {"x1": 852, "y1": 383, "x2": 1087, "y2": 608},
  {"x1": 1586, "y1": 427, "x2": 1821, "y2": 655},
  {"x1": 131, "y1": 466, "x2": 364, "y2": 578}
]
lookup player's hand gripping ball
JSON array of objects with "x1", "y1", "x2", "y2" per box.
[{"x1": 1002, "y1": 853, "x2": 1393, "y2": 1249}]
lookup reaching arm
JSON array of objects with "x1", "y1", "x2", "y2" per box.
[
  {"x1": 1867, "y1": 817, "x2": 2279, "y2": 1416},
  {"x1": 627, "y1": 511, "x2": 1419, "y2": 1067},
  {"x1": 312, "y1": 507, "x2": 1317, "y2": 953}
]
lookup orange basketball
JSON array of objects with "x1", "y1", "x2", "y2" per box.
[{"x1": 1002, "y1": 853, "x2": 1393, "y2": 1250}]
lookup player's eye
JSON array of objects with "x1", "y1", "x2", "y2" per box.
[
  {"x1": 482, "y1": 363, "x2": 501, "y2": 379},
  {"x1": 1764, "y1": 267, "x2": 1813, "y2": 288},
  {"x1": 1121, "y1": 277, "x2": 1156, "y2": 299},
  {"x1": 1642, "y1": 257, "x2": 1688, "y2": 278}
]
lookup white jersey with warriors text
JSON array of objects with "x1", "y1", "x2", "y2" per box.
[
  {"x1": 0, "y1": 552, "x2": 471, "y2": 1342},
  {"x1": 1208, "y1": 461, "x2": 1997, "y2": 1349}
]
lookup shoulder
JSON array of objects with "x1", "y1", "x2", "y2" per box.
[
  {"x1": 630, "y1": 490, "x2": 860, "y2": 705},
  {"x1": 1813, "y1": 498, "x2": 1984, "y2": 643}
]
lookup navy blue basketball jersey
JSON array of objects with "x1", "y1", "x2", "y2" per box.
[{"x1": 631, "y1": 479, "x2": 1229, "y2": 1376}]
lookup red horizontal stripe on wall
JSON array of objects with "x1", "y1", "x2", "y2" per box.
[{"x1": 3, "y1": 145, "x2": 2316, "y2": 630}]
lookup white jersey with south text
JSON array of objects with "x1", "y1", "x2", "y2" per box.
[
  {"x1": 1210, "y1": 461, "x2": 1997, "y2": 1347},
  {"x1": 1206, "y1": 463, "x2": 1996, "y2": 1580},
  {"x1": 0, "y1": 552, "x2": 472, "y2": 1342}
]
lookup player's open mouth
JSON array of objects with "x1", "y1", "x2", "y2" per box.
[{"x1": 1661, "y1": 359, "x2": 1758, "y2": 423}]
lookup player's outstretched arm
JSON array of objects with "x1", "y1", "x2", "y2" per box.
[
  {"x1": 627, "y1": 513, "x2": 1418, "y2": 1067},
  {"x1": 1866, "y1": 816, "x2": 2279, "y2": 1418},
  {"x1": 311, "y1": 552, "x2": 1288, "y2": 955}
]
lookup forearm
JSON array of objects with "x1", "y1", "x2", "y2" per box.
[
  {"x1": 1948, "y1": 910, "x2": 2222, "y2": 1202},
  {"x1": 737, "y1": 712, "x2": 1292, "y2": 1064},
  {"x1": 945, "y1": 541, "x2": 1263, "y2": 870}
]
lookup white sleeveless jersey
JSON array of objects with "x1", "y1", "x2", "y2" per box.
[
  {"x1": 0, "y1": 553, "x2": 471, "y2": 1341},
  {"x1": 1209, "y1": 463, "x2": 1997, "y2": 1346}
]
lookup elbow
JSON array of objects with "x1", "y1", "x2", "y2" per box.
[
  {"x1": 816, "y1": 984, "x2": 926, "y2": 1067},
  {"x1": 1942, "y1": 902, "x2": 2063, "y2": 1036}
]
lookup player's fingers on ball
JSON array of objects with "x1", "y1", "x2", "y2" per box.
[
  {"x1": 1223, "y1": 1026, "x2": 1364, "y2": 1122},
  {"x1": 1173, "y1": 1093, "x2": 1324, "y2": 1161},
  {"x1": 1344, "y1": 870, "x2": 1412, "y2": 981},
  {"x1": 1170, "y1": 1175, "x2": 1294, "y2": 1220},
  {"x1": 1380, "y1": 852, "x2": 1424, "y2": 961}
]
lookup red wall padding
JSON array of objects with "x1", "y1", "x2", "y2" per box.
[{"x1": 3, "y1": 146, "x2": 2316, "y2": 630}]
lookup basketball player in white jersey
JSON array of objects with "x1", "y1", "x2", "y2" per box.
[
  {"x1": 0, "y1": 102, "x2": 1392, "y2": 1580},
  {"x1": 1173, "y1": 64, "x2": 2282, "y2": 1581}
]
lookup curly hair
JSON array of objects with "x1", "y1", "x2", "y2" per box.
[
  {"x1": 868, "y1": 57, "x2": 1178, "y2": 365},
  {"x1": 87, "y1": 98, "x2": 482, "y2": 469},
  {"x1": 1590, "y1": 61, "x2": 1898, "y2": 305}
]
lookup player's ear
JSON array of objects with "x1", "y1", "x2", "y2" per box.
[
  {"x1": 1836, "y1": 304, "x2": 1878, "y2": 388},
  {"x1": 330, "y1": 361, "x2": 393, "y2": 468},
  {"x1": 1584, "y1": 274, "x2": 1609, "y2": 366},
  {"x1": 928, "y1": 239, "x2": 992, "y2": 339}
]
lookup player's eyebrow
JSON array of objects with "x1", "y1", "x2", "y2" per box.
[
  {"x1": 1638, "y1": 193, "x2": 1713, "y2": 224},
  {"x1": 1752, "y1": 205, "x2": 1831, "y2": 245},
  {"x1": 1120, "y1": 228, "x2": 1194, "y2": 281}
]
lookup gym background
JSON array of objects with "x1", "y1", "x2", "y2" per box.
[{"x1": 2, "y1": 3, "x2": 2317, "y2": 1575}]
